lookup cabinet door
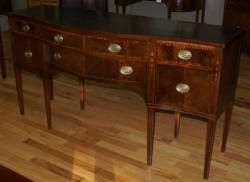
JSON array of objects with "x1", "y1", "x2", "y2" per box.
[
  {"x1": 85, "y1": 55, "x2": 119, "y2": 81},
  {"x1": 14, "y1": 34, "x2": 43, "y2": 73},
  {"x1": 155, "y1": 65, "x2": 216, "y2": 114}
]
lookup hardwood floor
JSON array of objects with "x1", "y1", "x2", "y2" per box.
[{"x1": 0, "y1": 31, "x2": 250, "y2": 182}]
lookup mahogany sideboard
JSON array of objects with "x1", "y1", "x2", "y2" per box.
[{"x1": 7, "y1": 5, "x2": 244, "y2": 179}]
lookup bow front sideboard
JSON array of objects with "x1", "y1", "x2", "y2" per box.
[{"x1": 7, "y1": 6, "x2": 244, "y2": 179}]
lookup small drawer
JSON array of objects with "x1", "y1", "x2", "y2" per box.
[
  {"x1": 157, "y1": 41, "x2": 215, "y2": 69},
  {"x1": 85, "y1": 55, "x2": 119, "y2": 80},
  {"x1": 118, "y1": 61, "x2": 149, "y2": 93},
  {"x1": 47, "y1": 46, "x2": 85, "y2": 75},
  {"x1": 155, "y1": 65, "x2": 216, "y2": 114},
  {"x1": 40, "y1": 28, "x2": 83, "y2": 49},
  {"x1": 119, "y1": 61, "x2": 149, "y2": 83},
  {"x1": 14, "y1": 34, "x2": 43, "y2": 72},
  {"x1": 85, "y1": 37, "x2": 125, "y2": 56},
  {"x1": 13, "y1": 20, "x2": 38, "y2": 36}
]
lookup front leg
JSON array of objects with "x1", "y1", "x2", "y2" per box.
[
  {"x1": 147, "y1": 107, "x2": 156, "y2": 165},
  {"x1": 79, "y1": 79, "x2": 85, "y2": 110},
  {"x1": 43, "y1": 77, "x2": 52, "y2": 129},
  {"x1": 204, "y1": 118, "x2": 217, "y2": 179},
  {"x1": 174, "y1": 112, "x2": 181, "y2": 138},
  {"x1": 14, "y1": 66, "x2": 24, "y2": 115}
]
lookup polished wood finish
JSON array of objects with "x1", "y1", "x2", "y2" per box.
[
  {"x1": 223, "y1": 0, "x2": 250, "y2": 52},
  {"x1": 79, "y1": 79, "x2": 85, "y2": 110},
  {"x1": 1, "y1": 32, "x2": 250, "y2": 181},
  {"x1": 174, "y1": 112, "x2": 180, "y2": 138},
  {"x1": 115, "y1": 0, "x2": 206, "y2": 23},
  {"x1": 0, "y1": 29, "x2": 6, "y2": 78},
  {"x1": 204, "y1": 119, "x2": 216, "y2": 179},
  {"x1": 7, "y1": 6, "x2": 244, "y2": 179},
  {"x1": 43, "y1": 77, "x2": 52, "y2": 129},
  {"x1": 14, "y1": 67, "x2": 25, "y2": 115}
]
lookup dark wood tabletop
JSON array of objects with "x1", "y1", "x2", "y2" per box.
[{"x1": 8, "y1": 5, "x2": 244, "y2": 46}]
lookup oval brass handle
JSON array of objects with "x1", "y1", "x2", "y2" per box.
[
  {"x1": 54, "y1": 34, "x2": 64, "y2": 43},
  {"x1": 178, "y1": 50, "x2": 192, "y2": 60},
  {"x1": 22, "y1": 25, "x2": 31, "y2": 32},
  {"x1": 108, "y1": 43, "x2": 121, "y2": 53},
  {"x1": 120, "y1": 66, "x2": 133, "y2": 75},
  {"x1": 176, "y1": 83, "x2": 190, "y2": 94},
  {"x1": 53, "y1": 52, "x2": 62, "y2": 61},
  {"x1": 24, "y1": 50, "x2": 32, "y2": 58}
]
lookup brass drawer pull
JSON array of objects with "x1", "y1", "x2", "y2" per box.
[
  {"x1": 108, "y1": 43, "x2": 121, "y2": 53},
  {"x1": 54, "y1": 34, "x2": 64, "y2": 43},
  {"x1": 53, "y1": 52, "x2": 62, "y2": 61},
  {"x1": 178, "y1": 50, "x2": 192, "y2": 60},
  {"x1": 120, "y1": 66, "x2": 133, "y2": 75},
  {"x1": 22, "y1": 25, "x2": 31, "y2": 32},
  {"x1": 24, "y1": 50, "x2": 32, "y2": 58},
  {"x1": 176, "y1": 83, "x2": 190, "y2": 93}
]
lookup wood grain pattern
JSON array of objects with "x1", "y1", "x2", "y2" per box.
[{"x1": 0, "y1": 32, "x2": 250, "y2": 181}]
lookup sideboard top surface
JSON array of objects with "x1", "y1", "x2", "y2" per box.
[{"x1": 7, "y1": 5, "x2": 244, "y2": 46}]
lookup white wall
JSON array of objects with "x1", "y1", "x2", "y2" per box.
[{"x1": 1, "y1": 0, "x2": 225, "y2": 31}]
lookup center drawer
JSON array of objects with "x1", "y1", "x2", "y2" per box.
[
  {"x1": 85, "y1": 36, "x2": 125, "y2": 56},
  {"x1": 85, "y1": 36, "x2": 152, "y2": 60}
]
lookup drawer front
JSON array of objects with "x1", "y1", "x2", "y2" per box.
[
  {"x1": 85, "y1": 36, "x2": 125, "y2": 56},
  {"x1": 155, "y1": 65, "x2": 215, "y2": 114},
  {"x1": 40, "y1": 28, "x2": 83, "y2": 49},
  {"x1": 47, "y1": 46, "x2": 85, "y2": 75},
  {"x1": 14, "y1": 34, "x2": 43, "y2": 72},
  {"x1": 157, "y1": 41, "x2": 215, "y2": 69},
  {"x1": 85, "y1": 56, "x2": 119, "y2": 80},
  {"x1": 118, "y1": 61, "x2": 149, "y2": 95},
  {"x1": 126, "y1": 40, "x2": 152, "y2": 59},
  {"x1": 13, "y1": 20, "x2": 39, "y2": 36},
  {"x1": 119, "y1": 61, "x2": 149, "y2": 82},
  {"x1": 85, "y1": 37, "x2": 153, "y2": 60}
]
